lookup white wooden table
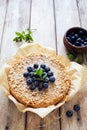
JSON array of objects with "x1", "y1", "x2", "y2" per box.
[{"x1": 0, "y1": 0, "x2": 87, "y2": 130}]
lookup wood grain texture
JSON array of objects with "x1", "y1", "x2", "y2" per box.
[
  {"x1": 0, "y1": 1, "x2": 8, "y2": 130},
  {"x1": 26, "y1": 0, "x2": 60, "y2": 130},
  {"x1": 55, "y1": 0, "x2": 87, "y2": 130},
  {"x1": 54, "y1": 0, "x2": 80, "y2": 56},
  {"x1": 0, "y1": 0, "x2": 31, "y2": 130}
]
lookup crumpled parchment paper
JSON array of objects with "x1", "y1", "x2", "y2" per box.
[{"x1": 0, "y1": 43, "x2": 87, "y2": 118}]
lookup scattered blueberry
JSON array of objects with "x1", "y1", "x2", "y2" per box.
[
  {"x1": 23, "y1": 72, "x2": 30, "y2": 78},
  {"x1": 66, "y1": 110, "x2": 73, "y2": 117},
  {"x1": 73, "y1": 104, "x2": 80, "y2": 112},
  {"x1": 40, "y1": 64, "x2": 46, "y2": 69},
  {"x1": 49, "y1": 76, "x2": 55, "y2": 82},
  {"x1": 33, "y1": 63, "x2": 39, "y2": 69},
  {"x1": 27, "y1": 66, "x2": 33, "y2": 72},
  {"x1": 26, "y1": 78, "x2": 33, "y2": 85}
]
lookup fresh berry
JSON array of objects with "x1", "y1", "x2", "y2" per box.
[
  {"x1": 32, "y1": 77, "x2": 36, "y2": 82},
  {"x1": 73, "y1": 104, "x2": 80, "y2": 111},
  {"x1": 79, "y1": 30, "x2": 84, "y2": 36},
  {"x1": 66, "y1": 37, "x2": 71, "y2": 42},
  {"x1": 30, "y1": 85, "x2": 36, "y2": 90},
  {"x1": 49, "y1": 76, "x2": 55, "y2": 82},
  {"x1": 38, "y1": 86, "x2": 43, "y2": 91},
  {"x1": 23, "y1": 72, "x2": 30, "y2": 78},
  {"x1": 74, "y1": 34, "x2": 79, "y2": 39},
  {"x1": 84, "y1": 41, "x2": 87, "y2": 45},
  {"x1": 26, "y1": 78, "x2": 33, "y2": 85},
  {"x1": 71, "y1": 36, "x2": 76, "y2": 42},
  {"x1": 45, "y1": 67, "x2": 50, "y2": 72},
  {"x1": 77, "y1": 38, "x2": 81, "y2": 43},
  {"x1": 66, "y1": 110, "x2": 73, "y2": 117},
  {"x1": 42, "y1": 83, "x2": 48, "y2": 89},
  {"x1": 34, "y1": 81, "x2": 39, "y2": 87},
  {"x1": 33, "y1": 64, "x2": 39, "y2": 69},
  {"x1": 30, "y1": 72, "x2": 34, "y2": 77},
  {"x1": 47, "y1": 71, "x2": 53, "y2": 77},
  {"x1": 45, "y1": 77, "x2": 49, "y2": 83},
  {"x1": 27, "y1": 66, "x2": 33, "y2": 72},
  {"x1": 74, "y1": 42, "x2": 81, "y2": 46},
  {"x1": 40, "y1": 64, "x2": 46, "y2": 69}
]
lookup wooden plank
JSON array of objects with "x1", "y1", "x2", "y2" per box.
[
  {"x1": 26, "y1": 0, "x2": 60, "y2": 130},
  {"x1": 0, "y1": 1, "x2": 9, "y2": 130},
  {"x1": 54, "y1": 0, "x2": 84, "y2": 130},
  {"x1": 77, "y1": 0, "x2": 87, "y2": 29},
  {"x1": 54, "y1": 0, "x2": 80, "y2": 56},
  {"x1": 0, "y1": 0, "x2": 31, "y2": 130},
  {"x1": 0, "y1": 0, "x2": 7, "y2": 47}
]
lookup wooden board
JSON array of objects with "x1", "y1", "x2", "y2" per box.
[
  {"x1": 0, "y1": 0, "x2": 31, "y2": 130},
  {"x1": 0, "y1": 0, "x2": 87, "y2": 130},
  {"x1": 55, "y1": 0, "x2": 87, "y2": 130}
]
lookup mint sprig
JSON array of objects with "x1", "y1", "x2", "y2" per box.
[
  {"x1": 33, "y1": 68, "x2": 47, "y2": 80},
  {"x1": 67, "y1": 52, "x2": 84, "y2": 64},
  {"x1": 13, "y1": 29, "x2": 33, "y2": 43}
]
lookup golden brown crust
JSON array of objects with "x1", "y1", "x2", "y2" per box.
[{"x1": 7, "y1": 54, "x2": 71, "y2": 108}]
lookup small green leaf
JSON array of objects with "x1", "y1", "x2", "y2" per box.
[
  {"x1": 42, "y1": 73, "x2": 47, "y2": 79},
  {"x1": 38, "y1": 68, "x2": 43, "y2": 77}
]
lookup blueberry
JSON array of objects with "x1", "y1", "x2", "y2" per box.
[
  {"x1": 74, "y1": 42, "x2": 81, "y2": 46},
  {"x1": 49, "y1": 76, "x2": 55, "y2": 82},
  {"x1": 47, "y1": 71, "x2": 53, "y2": 77},
  {"x1": 66, "y1": 37, "x2": 71, "y2": 42},
  {"x1": 42, "y1": 83, "x2": 48, "y2": 89},
  {"x1": 85, "y1": 38, "x2": 87, "y2": 41},
  {"x1": 79, "y1": 30, "x2": 84, "y2": 36},
  {"x1": 23, "y1": 72, "x2": 30, "y2": 78},
  {"x1": 45, "y1": 77, "x2": 49, "y2": 83},
  {"x1": 27, "y1": 66, "x2": 33, "y2": 72},
  {"x1": 83, "y1": 41, "x2": 87, "y2": 45},
  {"x1": 40, "y1": 64, "x2": 46, "y2": 69},
  {"x1": 73, "y1": 104, "x2": 80, "y2": 112},
  {"x1": 26, "y1": 78, "x2": 33, "y2": 85},
  {"x1": 45, "y1": 67, "x2": 50, "y2": 72},
  {"x1": 66, "y1": 110, "x2": 73, "y2": 117},
  {"x1": 77, "y1": 38, "x2": 81, "y2": 43},
  {"x1": 71, "y1": 32, "x2": 75, "y2": 36},
  {"x1": 30, "y1": 72, "x2": 34, "y2": 77},
  {"x1": 74, "y1": 34, "x2": 79, "y2": 39},
  {"x1": 33, "y1": 64, "x2": 39, "y2": 69},
  {"x1": 81, "y1": 39, "x2": 84, "y2": 43},
  {"x1": 71, "y1": 36, "x2": 76, "y2": 42},
  {"x1": 32, "y1": 77, "x2": 36, "y2": 82},
  {"x1": 30, "y1": 85, "x2": 36, "y2": 90},
  {"x1": 38, "y1": 86, "x2": 43, "y2": 91},
  {"x1": 34, "y1": 81, "x2": 39, "y2": 87}
]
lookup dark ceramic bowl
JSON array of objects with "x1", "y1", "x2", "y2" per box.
[{"x1": 63, "y1": 27, "x2": 87, "y2": 53}]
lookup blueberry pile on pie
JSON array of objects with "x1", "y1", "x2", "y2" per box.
[{"x1": 23, "y1": 63, "x2": 55, "y2": 91}]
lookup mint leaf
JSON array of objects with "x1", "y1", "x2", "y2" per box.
[{"x1": 13, "y1": 29, "x2": 33, "y2": 43}]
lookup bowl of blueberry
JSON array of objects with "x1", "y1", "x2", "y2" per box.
[{"x1": 63, "y1": 27, "x2": 87, "y2": 53}]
